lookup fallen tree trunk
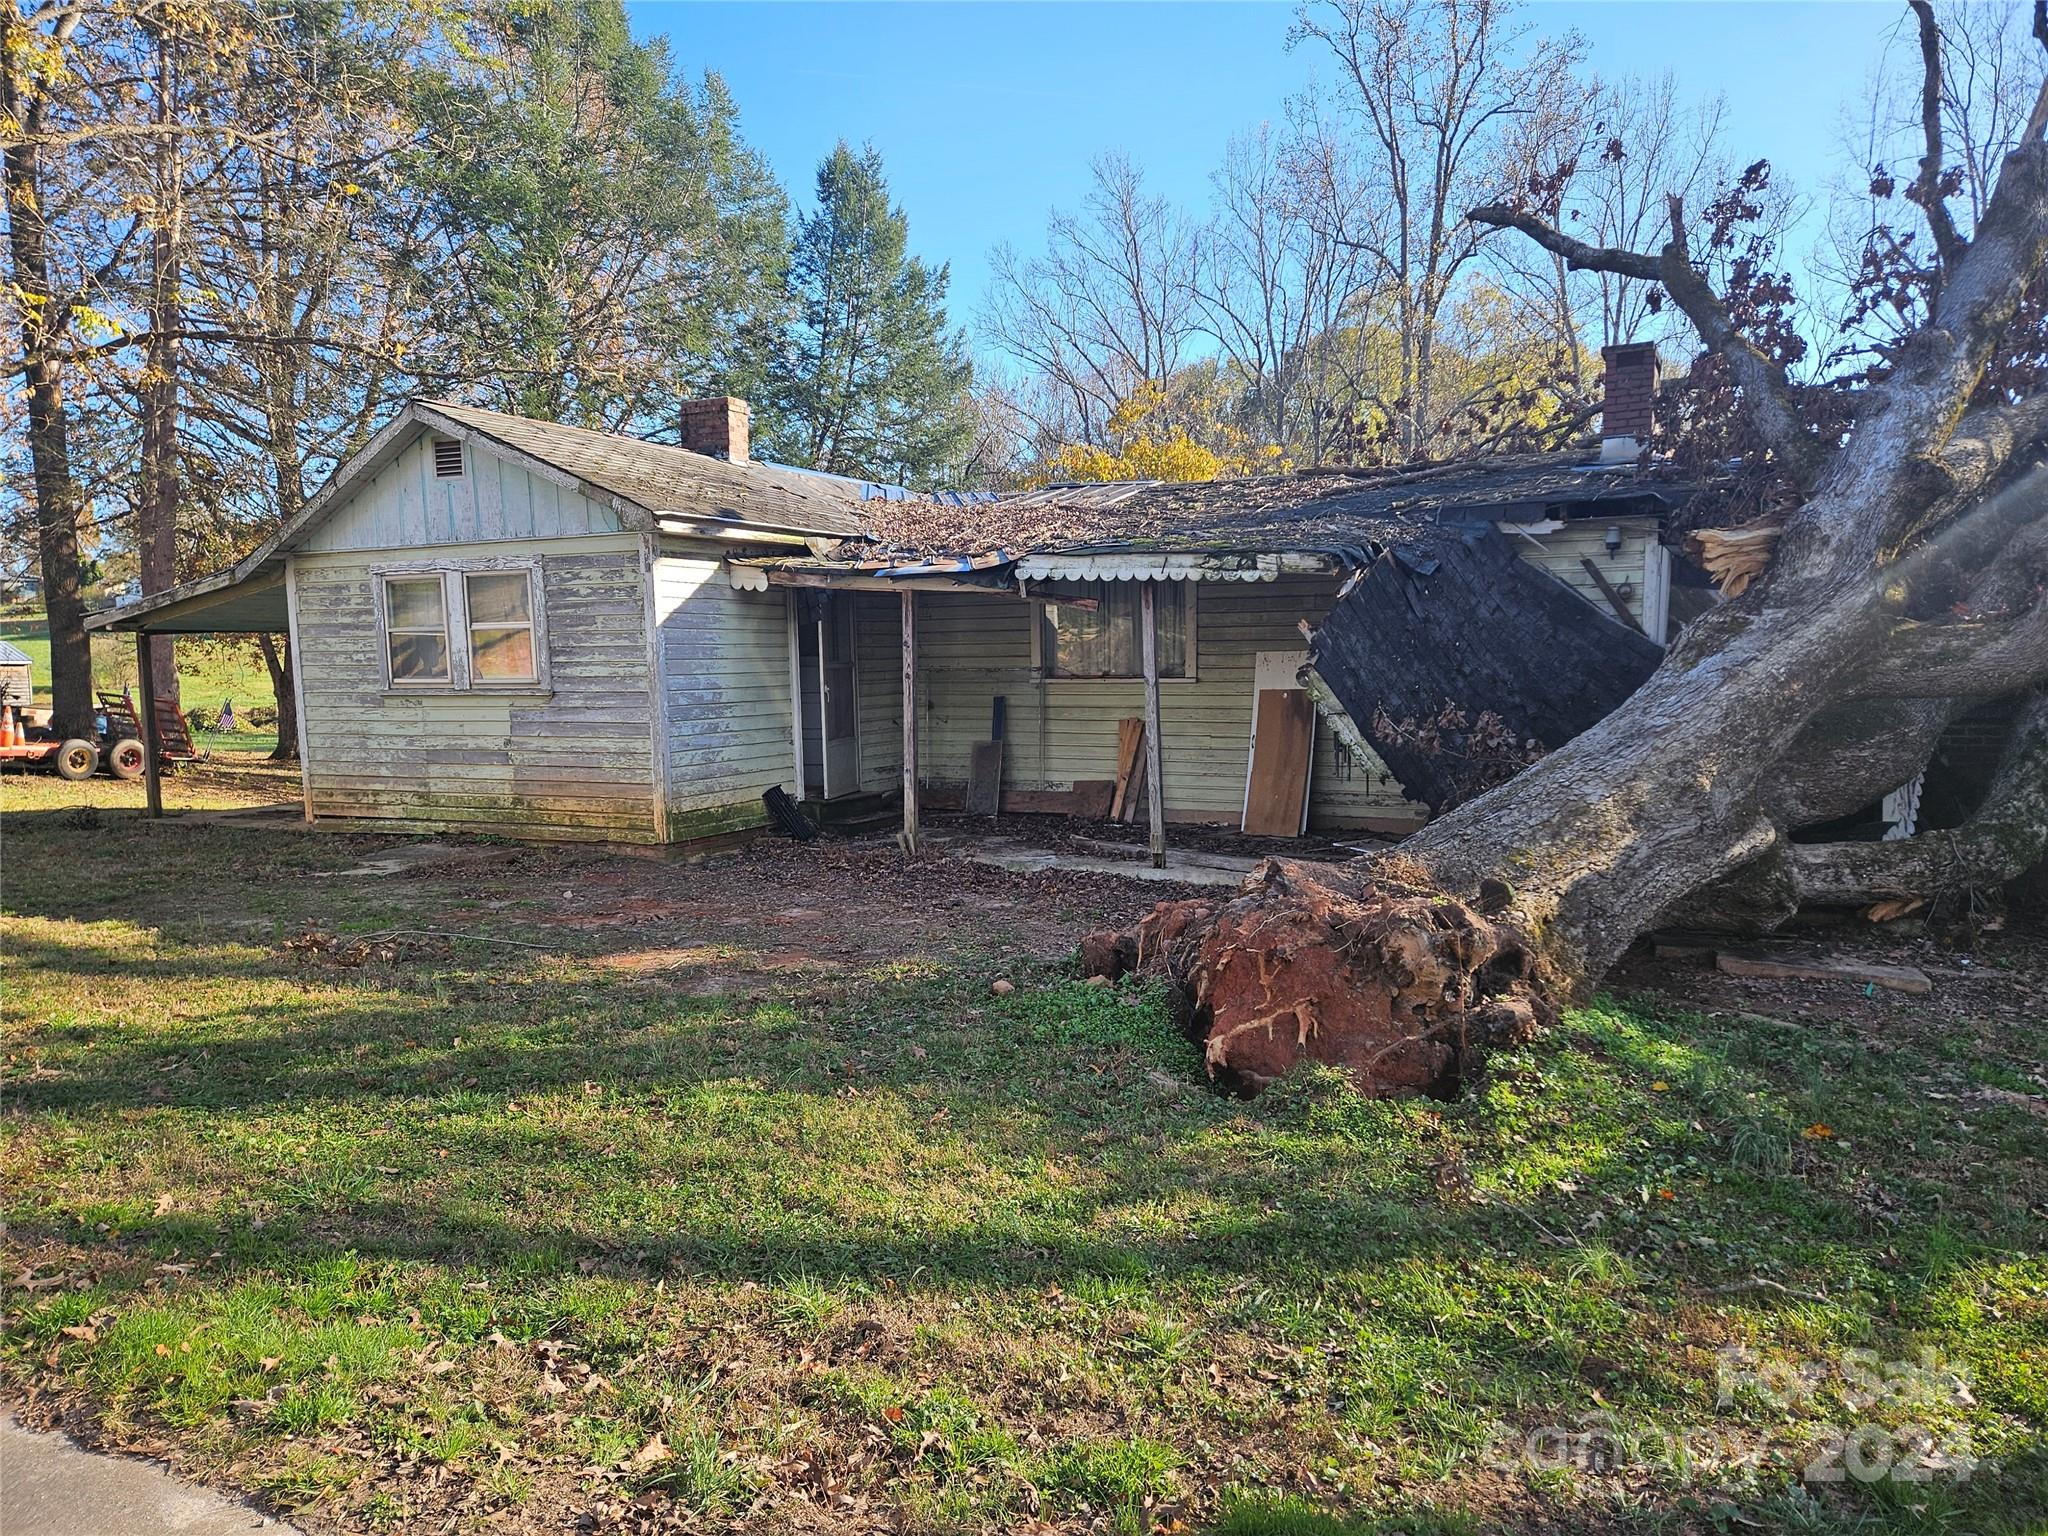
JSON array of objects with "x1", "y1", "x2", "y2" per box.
[{"x1": 1093, "y1": 48, "x2": 2048, "y2": 1094}]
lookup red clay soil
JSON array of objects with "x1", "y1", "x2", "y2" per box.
[{"x1": 1082, "y1": 857, "x2": 1550, "y2": 1097}]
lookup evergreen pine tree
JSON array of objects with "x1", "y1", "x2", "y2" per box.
[{"x1": 765, "y1": 142, "x2": 973, "y2": 486}]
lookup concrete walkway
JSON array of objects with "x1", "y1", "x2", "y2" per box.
[
  {"x1": 929, "y1": 831, "x2": 1279, "y2": 887},
  {"x1": 1, "y1": 1412, "x2": 300, "y2": 1535}
]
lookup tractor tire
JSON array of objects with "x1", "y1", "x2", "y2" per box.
[
  {"x1": 106, "y1": 737, "x2": 146, "y2": 780},
  {"x1": 54, "y1": 739, "x2": 99, "y2": 781}
]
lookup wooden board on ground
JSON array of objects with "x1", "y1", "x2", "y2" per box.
[
  {"x1": 964, "y1": 741, "x2": 1003, "y2": 816},
  {"x1": 1242, "y1": 652, "x2": 1315, "y2": 837},
  {"x1": 1716, "y1": 950, "x2": 1934, "y2": 995},
  {"x1": 1109, "y1": 717, "x2": 1144, "y2": 820}
]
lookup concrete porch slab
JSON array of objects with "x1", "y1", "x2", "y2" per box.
[{"x1": 926, "y1": 832, "x2": 1279, "y2": 887}]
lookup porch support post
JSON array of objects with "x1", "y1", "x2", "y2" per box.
[
  {"x1": 135, "y1": 631, "x2": 164, "y2": 819},
  {"x1": 1141, "y1": 580, "x2": 1166, "y2": 868},
  {"x1": 900, "y1": 589, "x2": 918, "y2": 854}
]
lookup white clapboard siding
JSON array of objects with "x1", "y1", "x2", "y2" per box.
[
  {"x1": 294, "y1": 534, "x2": 659, "y2": 842},
  {"x1": 1506, "y1": 517, "x2": 1658, "y2": 625},
  {"x1": 651, "y1": 538, "x2": 798, "y2": 838},
  {"x1": 855, "y1": 577, "x2": 1426, "y2": 831},
  {"x1": 300, "y1": 429, "x2": 624, "y2": 553}
]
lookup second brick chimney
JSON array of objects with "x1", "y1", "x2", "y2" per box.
[
  {"x1": 679, "y1": 396, "x2": 751, "y2": 464},
  {"x1": 1599, "y1": 343, "x2": 1659, "y2": 463}
]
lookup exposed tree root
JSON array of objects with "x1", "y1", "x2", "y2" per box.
[{"x1": 1083, "y1": 858, "x2": 1553, "y2": 1097}]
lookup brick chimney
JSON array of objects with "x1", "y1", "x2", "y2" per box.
[
  {"x1": 1599, "y1": 343, "x2": 1659, "y2": 463},
  {"x1": 679, "y1": 396, "x2": 750, "y2": 464}
]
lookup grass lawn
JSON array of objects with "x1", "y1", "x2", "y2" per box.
[
  {"x1": 0, "y1": 737, "x2": 299, "y2": 817},
  {"x1": 1, "y1": 814, "x2": 2043, "y2": 1535}
]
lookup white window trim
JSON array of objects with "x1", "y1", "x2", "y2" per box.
[
  {"x1": 372, "y1": 558, "x2": 551, "y2": 695},
  {"x1": 1027, "y1": 579, "x2": 1200, "y2": 683}
]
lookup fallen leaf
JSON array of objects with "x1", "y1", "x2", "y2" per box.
[
  {"x1": 631, "y1": 1433, "x2": 669, "y2": 1465},
  {"x1": 1802, "y1": 1123, "x2": 1834, "y2": 1139}
]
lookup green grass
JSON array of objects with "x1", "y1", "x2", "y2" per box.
[{"x1": 2, "y1": 814, "x2": 2043, "y2": 1534}]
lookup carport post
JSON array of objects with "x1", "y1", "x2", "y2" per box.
[
  {"x1": 1141, "y1": 581, "x2": 1166, "y2": 868},
  {"x1": 135, "y1": 631, "x2": 163, "y2": 818},
  {"x1": 900, "y1": 589, "x2": 918, "y2": 854}
]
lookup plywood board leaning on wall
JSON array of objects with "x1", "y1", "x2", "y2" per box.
[{"x1": 1242, "y1": 650, "x2": 1314, "y2": 837}]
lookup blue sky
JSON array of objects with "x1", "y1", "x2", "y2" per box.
[{"x1": 627, "y1": 3, "x2": 1911, "y2": 354}]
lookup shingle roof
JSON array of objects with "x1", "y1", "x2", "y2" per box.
[
  {"x1": 420, "y1": 400, "x2": 867, "y2": 538},
  {"x1": 860, "y1": 453, "x2": 1697, "y2": 560},
  {"x1": 0, "y1": 640, "x2": 30, "y2": 666}
]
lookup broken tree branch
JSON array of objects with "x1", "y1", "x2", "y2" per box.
[
  {"x1": 1909, "y1": 0, "x2": 1968, "y2": 277},
  {"x1": 1468, "y1": 197, "x2": 1823, "y2": 486}
]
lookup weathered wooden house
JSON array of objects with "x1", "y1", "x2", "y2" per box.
[{"x1": 91, "y1": 348, "x2": 1690, "y2": 851}]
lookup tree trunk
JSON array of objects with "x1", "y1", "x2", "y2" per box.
[
  {"x1": 1, "y1": 20, "x2": 94, "y2": 739},
  {"x1": 259, "y1": 633, "x2": 298, "y2": 762},
  {"x1": 138, "y1": 14, "x2": 181, "y2": 710}
]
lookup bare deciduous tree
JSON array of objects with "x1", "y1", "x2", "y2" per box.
[
  {"x1": 1194, "y1": 121, "x2": 1372, "y2": 464},
  {"x1": 1288, "y1": 0, "x2": 1587, "y2": 456},
  {"x1": 982, "y1": 153, "x2": 1201, "y2": 448}
]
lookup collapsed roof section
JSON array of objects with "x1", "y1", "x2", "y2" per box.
[
  {"x1": 1309, "y1": 524, "x2": 1667, "y2": 814},
  {"x1": 857, "y1": 452, "x2": 1696, "y2": 563}
]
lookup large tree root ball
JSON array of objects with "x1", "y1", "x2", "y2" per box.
[{"x1": 1083, "y1": 857, "x2": 1552, "y2": 1097}]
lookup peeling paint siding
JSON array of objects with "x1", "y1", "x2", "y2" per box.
[
  {"x1": 300, "y1": 430, "x2": 623, "y2": 553},
  {"x1": 864, "y1": 578, "x2": 1426, "y2": 830},
  {"x1": 652, "y1": 538, "x2": 796, "y2": 836},
  {"x1": 295, "y1": 533, "x2": 659, "y2": 842},
  {"x1": 1506, "y1": 518, "x2": 1658, "y2": 624}
]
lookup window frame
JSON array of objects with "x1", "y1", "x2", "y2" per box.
[
  {"x1": 462, "y1": 569, "x2": 542, "y2": 687},
  {"x1": 1029, "y1": 579, "x2": 1199, "y2": 683},
  {"x1": 379, "y1": 572, "x2": 453, "y2": 687},
  {"x1": 372, "y1": 559, "x2": 550, "y2": 695}
]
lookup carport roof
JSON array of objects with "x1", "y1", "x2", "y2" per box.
[{"x1": 87, "y1": 566, "x2": 289, "y2": 634}]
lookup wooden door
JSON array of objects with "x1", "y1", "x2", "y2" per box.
[{"x1": 1241, "y1": 650, "x2": 1315, "y2": 836}]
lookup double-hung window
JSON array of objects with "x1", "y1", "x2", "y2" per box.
[
  {"x1": 380, "y1": 565, "x2": 545, "y2": 692},
  {"x1": 1035, "y1": 580, "x2": 1194, "y2": 680},
  {"x1": 383, "y1": 576, "x2": 452, "y2": 685},
  {"x1": 464, "y1": 571, "x2": 538, "y2": 683}
]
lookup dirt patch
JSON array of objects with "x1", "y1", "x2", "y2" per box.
[
  {"x1": 1611, "y1": 923, "x2": 2048, "y2": 1045},
  {"x1": 372, "y1": 831, "x2": 1221, "y2": 985}
]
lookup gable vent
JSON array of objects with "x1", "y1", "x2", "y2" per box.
[{"x1": 432, "y1": 437, "x2": 464, "y2": 478}]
